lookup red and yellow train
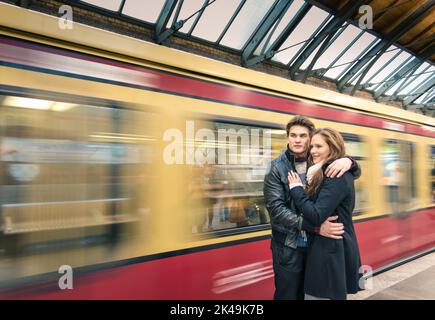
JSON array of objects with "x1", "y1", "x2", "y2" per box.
[{"x1": 0, "y1": 3, "x2": 434, "y2": 299}]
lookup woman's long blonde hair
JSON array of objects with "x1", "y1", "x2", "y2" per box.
[{"x1": 306, "y1": 128, "x2": 346, "y2": 196}]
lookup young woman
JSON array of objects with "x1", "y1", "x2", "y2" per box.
[{"x1": 288, "y1": 128, "x2": 363, "y2": 300}]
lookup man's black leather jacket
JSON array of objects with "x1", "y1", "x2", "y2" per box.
[{"x1": 263, "y1": 148, "x2": 361, "y2": 249}]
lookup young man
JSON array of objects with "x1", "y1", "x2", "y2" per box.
[{"x1": 263, "y1": 116, "x2": 361, "y2": 300}]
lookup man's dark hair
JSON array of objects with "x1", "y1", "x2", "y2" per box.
[{"x1": 286, "y1": 116, "x2": 315, "y2": 136}]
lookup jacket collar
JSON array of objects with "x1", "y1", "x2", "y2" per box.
[
  {"x1": 281, "y1": 145, "x2": 297, "y2": 172},
  {"x1": 284, "y1": 146, "x2": 294, "y2": 163}
]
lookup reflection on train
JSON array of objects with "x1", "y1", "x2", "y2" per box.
[{"x1": 0, "y1": 13, "x2": 434, "y2": 299}]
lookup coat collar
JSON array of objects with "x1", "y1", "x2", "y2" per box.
[
  {"x1": 281, "y1": 145, "x2": 298, "y2": 172},
  {"x1": 284, "y1": 146, "x2": 294, "y2": 163}
]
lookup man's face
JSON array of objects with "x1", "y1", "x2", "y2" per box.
[{"x1": 287, "y1": 125, "x2": 310, "y2": 157}]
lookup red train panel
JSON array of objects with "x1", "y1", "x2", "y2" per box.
[{"x1": 0, "y1": 208, "x2": 433, "y2": 299}]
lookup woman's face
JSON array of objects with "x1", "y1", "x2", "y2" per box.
[{"x1": 310, "y1": 134, "x2": 330, "y2": 164}]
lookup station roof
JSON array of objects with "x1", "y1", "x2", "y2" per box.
[{"x1": 62, "y1": 0, "x2": 435, "y2": 115}]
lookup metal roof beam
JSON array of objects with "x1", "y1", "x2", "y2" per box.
[
  {"x1": 378, "y1": 82, "x2": 434, "y2": 103},
  {"x1": 362, "y1": 49, "x2": 404, "y2": 89},
  {"x1": 268, "y1": 2, "x2": 311, "y2": 52},
  {"x1": 118, "y1": 0, "x2": 126, "y2": 13},
  {"x1": 243, "y1": 1, "x2": 311, "y2": 67},
  {"x1": 155, "y1": 0, "x2": 180, "y2": 44},
  {"x1": 374, "y1": 44, "x2": 435, "y2": 99},
  {"x1": 295, "y1": 23, "x2": 347, "y2": 82},
  {"x1": 289, "y1": 0, "x2": 365, "y2": 81},
  {"x1": 334, "y1": 38, "x2": 379, "y2": 82},
  {"x1": 381, "y1": 63, "x2": 432, "y2": 101},
  {"x1": 216, "y1": 0, "x2": 247, "y2": 44},
  {"x1": 241, "y1": 0, "x2": 293, "y2": 66},
  {"x1": 286, "y1": 15, "x2": 332, "y2": 67},
  {"x1": 314, "y1": 29, "x2": 365, "y2": 78},
  {"x1": 374, "y1": 59, "x2": 424, "y2": 101},
  {"x1": 402, "y1": 77, "x2": 435, "y2": 107},
  {"x1": 408, "y1": 104, "x2": 427, "y2": 111},
  {"x1": 407, "y1": 99, "x2": 434, "y2": 115},
  {"x1": 337, "y1": 0, "x2": 435, "y2": 93},
  {"x1": 380, "y1": 66, "x2": 433, "y2": 102},
  {"x1": 346, "y1": 50, "x2": 385, "y2": 95},
  {"x1": 421, "y1": 88, "x2": 435, "y2": 104},
  {"x1": 187, "y1": 0, "x2": 209, "y2": 36}
]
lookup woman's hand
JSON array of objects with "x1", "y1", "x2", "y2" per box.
[{"x1": 288, "y1": 170, "x2": 302, "y2": 185}]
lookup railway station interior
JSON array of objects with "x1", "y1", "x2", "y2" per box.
[{"x1": 0, "y1": 0, "x2": 434, "y2": 301}]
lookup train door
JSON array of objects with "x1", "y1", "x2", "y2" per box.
[
  {"x1": 406, "y1": 143, "x2": 435, "y2": 256},
  {"x1": 379, "y1": 138, "x2": 417, "y2": 264},
  {"x1": 430, "y1": 145, "x2": 435, "y2": 204}
]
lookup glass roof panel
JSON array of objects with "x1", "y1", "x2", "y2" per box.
[
  {"x1": 369, "y1": 60, "x2": 414, "y2": 92},
  {"x1": 323, "y1": 27, "x2": 379, "y2": 80},
  {"x1": 422, "y1": 90, "x2": 435, "y2": 103},
  {"x1": 191, "y1": 0, "x2": 242, "y2": 42},
  {"x1": 174, "y1": 0, "x2": 209, "y2": 34},
  {"x1": 414, "y1": 89, "x2": 434, "y2": 104},
  {"x1": 424, "y1": 95, "x2": 435, "y2": 104},
  {"x1": 298, "y1": 22, "x2": 349, "y2": 70},
  {"x1": 402, "y1": 76, "x2": 433, "y2": 99},
  {"x1": 307, "y1": 23, "x2": 352, "y2": 70},
  {"x1": 272, "y1": 42, "x2": 303, "y2": 65},
  {"x1": 396, "y1": 63, "x2": 433, "y2": 95},
  {"x1": 357, "y1": 46, "x2": 403, "y2": 85},
  {"x1": 81, "y1": 0, "x2": 122, "y2": 11},
  {"x1": 253, "y1": 19, "x2": 280, "y2": 56},
  {"x1": 271, "y1": 6, "x2": 330, "y2": 65},
  {"x1": 347, "y1": 54, "x2": 377, "y2": 84},
  {"x1": 382, "y1": 58, "x2": 419, "y2": 94},
  {"x1": 78, "y1": 0, "x2": 434, "y2": 110},
  {"x1": 122, "y1": 0, "x2": 167, "y2": 23},
  {"x1": 253, "y1": 0, "x2": 306, "y2": 56},
  {"x1": 220, "y1": 0, "x2": 276, "y2": 50},
  {"x1": 378, "y1": 77, "x2": 405, "y2": 94},
  {"x1": 351, "y1": 48, "x2": 410, "y2": 86},
  {"x1": 166, "y1": 2, "x2": 178, "y2": 28},
  {"x1": 300, "y1": 38, "x2": 330, "y2": 70}
]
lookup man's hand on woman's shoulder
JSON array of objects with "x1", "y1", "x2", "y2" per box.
[{"x1": 325, "y1": 157, "x2": 352, "y2": 178}]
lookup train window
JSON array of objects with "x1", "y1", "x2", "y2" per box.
[
  {"x1": 341, "y1": 133, "x2": 368, "y2": 215},
  {"x1": 431, "y1": 146, "x2": 435, "y2": 203},
  {"x1": 0, "y1": 95, "x2": 154, "y2": 254},
  {"x1": 381, "y1": 139, "x2": 416, "y2": 215},
  {"x1": 189, "y1": 121, "x2": 286, "y2": 233}
]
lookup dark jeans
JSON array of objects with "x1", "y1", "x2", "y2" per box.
[{"x1": 270, "y1": 238, "x2": 307, "y2": 300}]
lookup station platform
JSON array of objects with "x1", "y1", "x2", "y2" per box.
[{"x1": 348, "y1": 251, "x2": 435, "y2": 300}]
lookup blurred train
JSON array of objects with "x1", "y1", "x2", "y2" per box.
[{"x1": 0, "y1": 3, "x2": 434, "y2": 299}]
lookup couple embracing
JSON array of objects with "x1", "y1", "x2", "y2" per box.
[{"x1": 264, "y1": 116, "x2": 364, "y2": 300}]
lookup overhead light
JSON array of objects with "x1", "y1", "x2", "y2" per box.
[
  {"x1": 3, "y1": 97, "x2": 78, "y2": 112},
  {"x1": 51, "y1": 102, "x2": 77, "y2": 111},
  {"x1": 88, "y1": 134, "x2": 154, "y2": 142},
  {"x1": 3, "y1": 96, "x2": 52, "y2": 110}
]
